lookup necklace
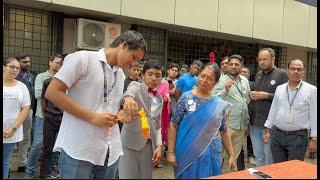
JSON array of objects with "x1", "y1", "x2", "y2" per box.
[{"x1": 194, "y1": 87, "x2": 212, "y2": 99}]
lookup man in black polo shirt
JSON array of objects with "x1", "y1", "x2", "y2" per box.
[
  {"x1": 249, "y1": 48, "x2": 288, "y2": 167},
  {"x1": 39, "y1": 77, "x2": 63, "y2": 178}
]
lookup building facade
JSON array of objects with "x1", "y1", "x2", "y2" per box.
[{"x1": 3, "y1": 0, "x2": 317, "y2": 84}]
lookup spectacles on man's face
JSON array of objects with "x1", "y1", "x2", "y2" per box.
[
  {"x1": 289, "y1": 67, "x2": 304, "y2": 73},
  {"x1": 5, "y1": 65, "x2": 20, "y2": 71}
]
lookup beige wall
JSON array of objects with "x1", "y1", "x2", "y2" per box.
[
  {"x1": 217, "y1": 0, "x2": 254, "y2": 37},
  {"x1": 282, "y1": 0, "x2": 309, "y2": 47},
  {"x1": 175, "y1": 0, "x2": 218, "y2": 31},
  {"x1": 121, "y1": 0, "x2": 175, "y2": 24},
  {"x1": 253, "y1": 0, "x2": 284, "y2": 43},
  {"x1": 52, "y1": 0, "x2": 121, "y2": 15},
  {"x1": 20, "y1": 0, "x2": 318, "y2": 49}
]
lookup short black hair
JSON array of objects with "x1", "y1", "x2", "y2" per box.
[
  {"x1": 258, "y1": 47, "x2": 275, "y2": 59},
  {"x1": 129, "y1": 62, "x2": 140, "y2": 68},
  {"x1": 142, "y1": 59, "x2": 162, "y2": 74},
  {"x1": 110, "y1": 30, "x2": 147, "y2": 55},
  {"x1": 287, "y1": 59, "x2": 305, "y2": 69},
  {"x1": 228, "y1": 54, "x2": 244, "y2": 65},
  {"x1": 220, "y1": 56, "x2": 229, "y2": 64},
  {"x1": 168, "y1": 62, "x2": 180, "y2": 71},
  {"x1": 49, "y1": 54, "x2": 63, "y2": 61},
  {"x1": 15, "y1": 52, "x2": 30, "y2": 61}
]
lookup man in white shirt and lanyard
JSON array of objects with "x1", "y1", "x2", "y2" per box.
[
  {"x1": 45, "y1": 30, "x2": 147, "y2": 179},
  {"x1": 263, "y1": 59, "x2": 317, "y2": 163}
]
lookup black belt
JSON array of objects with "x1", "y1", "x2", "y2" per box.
[{"x1": 275, "y1": 126, "x2": 307, "y2": 135}]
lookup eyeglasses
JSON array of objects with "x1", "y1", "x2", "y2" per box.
[
  {"x1": 199, "y1": 74, "x2": 214, "y2": 82},
  {"x1": 289, "y1": 67, "x2": 304, "y2": 72},
  {"x1": 5, "y1": 65, "x2": 20, "y2": 70}
]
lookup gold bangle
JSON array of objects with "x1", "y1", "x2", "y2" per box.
[{"x1": 167, "y1": 150, "x2": 174, "y2": 153}]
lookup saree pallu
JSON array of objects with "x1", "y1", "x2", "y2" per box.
[
  {"x1": 174, "y1": 97, "x2": 231, "y2": 179},
  {"x1": 157, "y1": 82, "x2": 171, "y2": 145}
]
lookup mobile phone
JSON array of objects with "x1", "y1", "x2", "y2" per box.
[{"x1": 253, "y1": 171, "x2": 272, "y2": 179}]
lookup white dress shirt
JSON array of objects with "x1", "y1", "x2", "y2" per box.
[
  {"x1": 264, "y1": 81, "x2": 317, "y2": 137},
  {"x1": 53, "y1": 48, "x2": 125, "y2": 166},
  {"x1": 150, "y1": 92, "x2": 162, "y2": 145}
]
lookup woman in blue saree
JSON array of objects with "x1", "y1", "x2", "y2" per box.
[{"x1": 167, "y1": 64, "x2": 236, "y2": 179}]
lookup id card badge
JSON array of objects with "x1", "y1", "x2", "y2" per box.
[
  {"x1": 287, "y1": 112, "x2": 294, "y2": 123},
  {"x1": 188, "y1": 102, "x2": 196, "y2": 112}
]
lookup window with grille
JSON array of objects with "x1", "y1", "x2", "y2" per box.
[
  {"x1": 167, "y1": 30, "x2": 282, "y2": 81},
  {"x1": 307, "y1": 52, "x2": 317, "y2": 86},
  {"x1": 136, "y1": 25, "x2": 166, "y2": 63},
  {"x1": 3, "y1": 4, "x2": 52, "y2": 73}
]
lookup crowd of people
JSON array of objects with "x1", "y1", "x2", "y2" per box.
[{"x1": 3, "y1": 30, "x2": 317, "y2": 179}]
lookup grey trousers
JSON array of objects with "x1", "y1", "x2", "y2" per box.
[
  {"x1": 17, "y1": 110, "x2": 33, "y2": 167},
  {"x1": 270, "y1": 127, "x2": 308, "y2": 163},
  {"x1": 119, "y1": 143, "x2": 153, "y2": 179}
]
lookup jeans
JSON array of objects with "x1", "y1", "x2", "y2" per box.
[
  {"x1": 26, "y1": 116, "x2": 57, "y2": 174},
  {"x1": 17, "y1": 110, "x2": 33, "y2": 167},
  {"x1": 250, "y1": 125, "x2": 273, "y2": 167},
  {"x1": 59, "y1": 149, "x2": 119, "y2": 179},
  {"x1": 3, "y1": 143, "x2": 16, "y2": 179}
]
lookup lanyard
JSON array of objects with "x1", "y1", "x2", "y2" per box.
[
  {"x1": 286, "y1": 82, "x2": 302, "y2": 111},
  {"x1": 101, "y1": 61, "x2": 117, "y2": 102},
  {"x1": 228, "y1": 74, "x2": 244, "y2": 98}
]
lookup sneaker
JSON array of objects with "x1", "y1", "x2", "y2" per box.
[
  {"x1": 24, "y1": 172, "x2": 34, "y2": 179},
  {"x1": 249, "y1": 156, "x2": 256, "y2": 165},
  {"x1": 154, "y1": 163, "x2": 163, "y2": 168},
  {"x1": 17, "y1": 166, "x2": 26, "y2": 172},
  {"x1": 49, "y1": 169, "x2": 60, "y2": 179}
]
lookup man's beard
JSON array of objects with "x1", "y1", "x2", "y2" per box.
[
  {"x1": 21, "y1": 66, "x2": 30, "y2": 72},
  {"x1": 229, "y1": 71, "x2": 240, "y2": 77}
]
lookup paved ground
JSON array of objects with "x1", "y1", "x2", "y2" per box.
[{"x1": 9, "y1": 149, "x2": 316, "y2": 179}]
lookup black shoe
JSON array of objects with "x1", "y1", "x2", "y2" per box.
[
  {"x1": 17, "y1": 166, "x2": 26, "y2": 172},
  {"x1": 309, "y1": 152, "x2": 316, "y2": 159}
]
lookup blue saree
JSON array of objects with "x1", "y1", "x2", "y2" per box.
[{"x1": 173, "y1": 94, "x2": 231, "y2": 179}]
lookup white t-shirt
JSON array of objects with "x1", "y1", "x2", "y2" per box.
[
  {"x1": 53, "y1": 48, "x2": 125, "y2": 166},
  {"x1": 3, "y1": 81, "x2": 31, "y2": 143}
]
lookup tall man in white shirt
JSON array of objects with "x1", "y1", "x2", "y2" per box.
[
  {"x1": 45, "y1": 30, "x2": 147, "y2": 179},
  {"x1": 263, "y1": 59, "x2": 317, "y2": 163}
]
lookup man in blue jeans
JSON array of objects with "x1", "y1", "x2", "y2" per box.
[
  {"x1": 24, "y1": 54, "x2": 62, "y2": 178},
  {"x1": 45, "y1": 30, "x2": 147, "y2": 179},
  {"x1": 249, "y1": 48, "x2": 288, "y2": 166}
]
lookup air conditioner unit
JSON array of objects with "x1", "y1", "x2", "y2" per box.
[
  {"x1": 76, "y1": 18, "x2": 122, "y2": 50},
  {"x1": 76, "y1": 18, "x2": 108, "y2": 50}
]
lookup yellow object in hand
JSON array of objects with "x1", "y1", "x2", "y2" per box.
[{"x1": 138, "y1": 108, "x2": 150, "y2": 138}]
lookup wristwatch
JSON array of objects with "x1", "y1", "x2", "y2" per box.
[
  {"x1": 11, "y1": 127, "x2": 17, "y2": 132},
  {"x1": 311, "y1": 137, "x2": 317, "y2": 142}
]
